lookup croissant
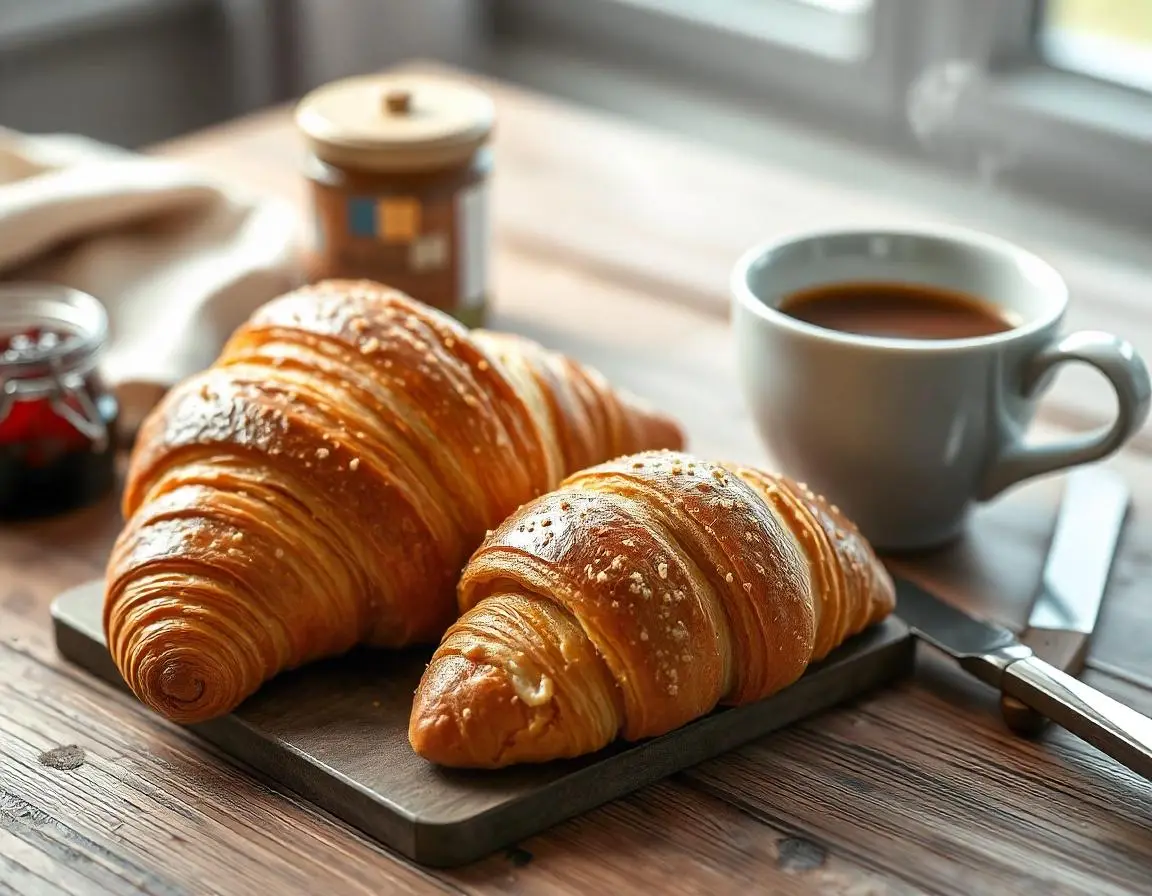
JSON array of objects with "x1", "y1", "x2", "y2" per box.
[
  {"x1": 408, "y1": 449, "x2": 895, "y2": 768},
  {"x1": 104, "y1": 280, "x2": 683, "y2": 724}
]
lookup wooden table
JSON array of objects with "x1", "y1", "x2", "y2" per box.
[{"x1": 4, "y1": 65, "x2": 1152, "y2": 896}]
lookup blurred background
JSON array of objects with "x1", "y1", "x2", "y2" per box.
[{"x1": 1, "y1": 0, "x2": 1149, "y2": 227}]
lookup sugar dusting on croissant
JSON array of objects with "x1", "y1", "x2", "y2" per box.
[
  {"x1": 104, "y1": 280, "x2": 683, "y2": 724},
  {"x1": 409, "y1": 450, "x2": 895, "y2": 768}
]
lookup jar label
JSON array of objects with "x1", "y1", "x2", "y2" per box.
[
  {"x1": 457, "y1": 182, "x2": 489, "y2": 311},
  {"x1": 307, "y1": 176, "x2": 489, "y2": 324}
]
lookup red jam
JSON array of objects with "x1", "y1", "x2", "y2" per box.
[{"x1": 0, "y1": 326, "x2": 118, "y2": 520}]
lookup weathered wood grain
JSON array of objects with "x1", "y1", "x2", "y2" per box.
[
  {"x1": 683, "y1": 655, "x2": 1152, "y2": 896},
  {"x1": 0, "y1": 642, "x2": 454, "y2": 896},
  {"x1": 443, "y1": 782, "x2": 920, "y2": 896}
]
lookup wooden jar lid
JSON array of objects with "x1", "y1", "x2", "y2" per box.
[{"x1": 295, "y1": 73, "x2": 495, "y2": 173}]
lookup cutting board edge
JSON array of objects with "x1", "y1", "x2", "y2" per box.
[
  {"x1": 407, "y1": 618, "x2": 915, "y2": 866},
  {"x1": 52, "y1": 578, "x2": 915, "y2": 868}
]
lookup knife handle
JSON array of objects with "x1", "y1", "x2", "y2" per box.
[
  {"x1": 1001, "y1": 655, "x2": 1152, "y2": 782},
  {"x1": 1000, "y1": 627, "x2": 1090, "y2": 737}
]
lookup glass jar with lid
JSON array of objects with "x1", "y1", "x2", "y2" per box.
[
  {"x1": 0, "y1": 284, "x2": 119, "y2": 520},
  {"x1": 295, "y1": 72, "x2": 496, "y2": 328}
]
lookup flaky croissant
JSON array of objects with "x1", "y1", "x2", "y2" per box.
[
  {"x1": 104, "y1": 280, "x2": 682, "y2": 724},
  {"x1": 409, "y1": 449, "x2": 895, "y2": 768}
]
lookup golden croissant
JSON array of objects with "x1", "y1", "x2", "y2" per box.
[
  {"x1": 104, "y1": 280, "x2": 683, "y2": 724},
  {"x1": 409, "y1": 449, "x2": 895, "y2": 768}
]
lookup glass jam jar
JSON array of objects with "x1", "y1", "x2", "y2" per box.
[
  {"x1": 295, "y1": 72, "x2": 495, "y2": 328},
  {"x1": 0, "y1": 284, "x2": 119, "y2": 520}
]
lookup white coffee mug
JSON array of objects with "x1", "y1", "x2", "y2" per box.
[{"x1": 730, "y1": 225, "x2": 1151, "y2": 551}]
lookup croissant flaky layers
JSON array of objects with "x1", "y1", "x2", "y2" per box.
[
  {"x1": 409, "y1": 450, "x2": 896, "y2": 768},
  {"x1": 104, "y1": 280, "x2": 683, "y2": 723}
]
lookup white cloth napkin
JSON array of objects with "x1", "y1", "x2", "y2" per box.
[{"x1": 0, "y1": 127, "x2": 303, "y2": 432}]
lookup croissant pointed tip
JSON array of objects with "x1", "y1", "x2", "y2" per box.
[
  {"x1": 410, "y1": 654, "x2": 545, "y2": 769},
  {"x1": 411, "y1": 593, "x2": 626, "y2": 768},
  {"x1": 407, "y1": 710, "x2": 460, "y2": 767},
  {"x1": 418, "y1": 639, "x2": 617, "y2": 768}
]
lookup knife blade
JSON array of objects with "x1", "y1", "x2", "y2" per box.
[
  {"x1": 894, "y1": 576, "x2": 1152, "y2": 781},
  {"x1": 1000, "y1": 467, "x2": 1130, "y2": 736}
]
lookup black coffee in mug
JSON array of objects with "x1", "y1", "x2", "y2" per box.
[{"x1": 780, "y1": 281, "x2": 1017, "y2": 340}]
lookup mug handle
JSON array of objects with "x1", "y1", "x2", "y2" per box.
[{"x1": 979, "y1": 331, "x2": 1152, "y2": 501}]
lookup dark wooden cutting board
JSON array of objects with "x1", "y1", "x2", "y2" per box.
[{"x1": 52, "y1": 579, "x2": 914, "y2": 867}]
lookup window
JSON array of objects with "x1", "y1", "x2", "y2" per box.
[
  {"x1": 624, "y1": 0, "x2": 876, "y2": 60},
  {"x1": 1039, "y1": 0, "x2": 1152, "y2": 93},
  {"x1": 485, "y1": 0, "x2": 1152, "y2": 228},
  {"x1": 488, "y1": 0, "x2": 902, "y2": 127}
]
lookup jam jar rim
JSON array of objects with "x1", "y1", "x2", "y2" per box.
[
  {"x1": 0, "y1": 282, "x2": 109, "y2": 386},
  {"x1": 0, "y1": 283, "x2": 113, "y2": 450}
]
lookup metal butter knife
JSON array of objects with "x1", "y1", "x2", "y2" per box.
[
  {"x1": 895, "y1": 577, "x2": 1152, "y2": 781},
  {"x1": 1000, "y1": 467, "x2": 1130, "y2": 736}
]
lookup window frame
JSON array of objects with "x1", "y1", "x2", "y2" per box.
[
  {"x1": 486, "y1": 0, "x2": 912, "y2": 130},
  {"x1": 929, "y1": 0, "x2": 1152, "y2": 227},
  {"x1": 481, "y1": 0, "x2": 1152, "y2": 230}
]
